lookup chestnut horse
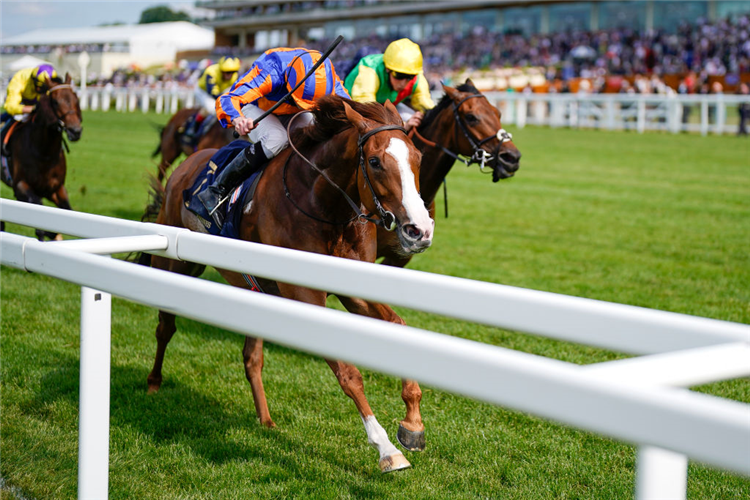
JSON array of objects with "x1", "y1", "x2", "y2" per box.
[
  {"x1": 152, "y1": 107, "x2": 235, "y2": 182},
  {"x1": 1, "y1": 74, "x2": 82, "y2": 240},
  {"x1": 143, "y1": 96, "x2": 434, "y2": 472},
  {"x1": 377, "y1": 79, "x2": 522, "y2": 267}
]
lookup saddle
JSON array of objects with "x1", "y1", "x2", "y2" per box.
[{"x1": 183, "y1": 140, "x2": 266, "y2": 238}]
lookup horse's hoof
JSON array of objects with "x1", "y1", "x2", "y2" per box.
[
  {"x1": 379, "y1": 452, "x2": 411, "y2": 473},
  {"x1": 397, "y1": 424, "x2": 425, "y2": 451}
]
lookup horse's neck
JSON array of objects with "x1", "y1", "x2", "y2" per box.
[
  {"x1": 307, "y1": 137, "x2": 362, "y2": 216},
  {"x1": 417, "y1": 113, "x2": 460, "y2": 204},
  {"x1": 29, "y1": 116, "x2": 63, "y2": 158}
]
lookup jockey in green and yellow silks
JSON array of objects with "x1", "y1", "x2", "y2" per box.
[{"x1": 344, "y1": 38, "x2": 434, "y2": 131}]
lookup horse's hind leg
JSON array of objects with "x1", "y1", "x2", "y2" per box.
[
  {"x1": 337, "y1": 296, "x2": 425, "y2": 452},
  {"x1": 147, "y1": 255, "x2": 206, "y2": 393},
  {"x1": 147, "y1": 309, "x2": 177, "y2": 393},
  {"x1": 242, "y1": 337, "x2": 275, "y2": 428}
]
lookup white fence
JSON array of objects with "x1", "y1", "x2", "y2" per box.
[
  {"x1": 1, "y1": 198, "x2": 749, "y2": 500},
  {"x1": 483, "y1": 91, "x2": 749, "y2": 136},
  {"x1": 2, "y1": 85, "x2": 746, "y2": 135}
]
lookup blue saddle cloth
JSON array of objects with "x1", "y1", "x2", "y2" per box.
[{"x1": 183, "y1": 140, "x2": 262, "y2": 239}]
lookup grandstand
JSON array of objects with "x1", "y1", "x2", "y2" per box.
[
  {"x1": 1, "y1": 22, "x2": 215, "y2": 79},
  {"x1": 198, "y1": 0, "x2": 750, "y2": 53}
]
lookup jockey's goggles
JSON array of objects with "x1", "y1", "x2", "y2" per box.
[{"x1": 391, "y1": 71, "x2": 416, "y2": 81}]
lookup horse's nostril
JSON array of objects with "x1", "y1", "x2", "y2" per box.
[{"x1": 403, "y1": 224, "x2": 422, "y2": 241}]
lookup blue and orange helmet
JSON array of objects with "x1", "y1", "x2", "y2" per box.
[
  {"x1": 285, "y1": 50, "x2": 338, "y2": 110},
  {"x1": 33, "y1": 64, "x2": 57, "y2": 87}
]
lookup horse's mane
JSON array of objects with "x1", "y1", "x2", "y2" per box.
[
  {"x1": 290, "y1": 95, "x2": 399, "y2": 152},
  {"x1": 418, "y1": 80, "x2": 480, "y2": 132}
]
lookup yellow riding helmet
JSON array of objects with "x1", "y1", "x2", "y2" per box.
[
  {"x1": 219, "y1": 57, "x2": 241, "y2": 73},
  {"x1": 383, "y1": 38, "x2": 423, "y2": 75}
]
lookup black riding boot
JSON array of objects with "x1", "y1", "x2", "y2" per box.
[{"x1": 197, "y1": 143, "x2": 268, "y2": 229}]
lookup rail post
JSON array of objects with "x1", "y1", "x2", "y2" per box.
[{"x1": 77, "y1": 286, "x2": 112, "y2": 500}]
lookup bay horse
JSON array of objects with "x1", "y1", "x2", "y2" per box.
[
  {"x1": 377, "y1": 79, "x2": 522, "y2": 267},
  {"x1": 142, "y1": 95, "x2": 434, "y2": 473},
  {"x1": 152, "y1": 107, "x2": 235, "y2": 182},
  {"x1": 1, "y1": 74, "x2": 82, "y2": 241}
]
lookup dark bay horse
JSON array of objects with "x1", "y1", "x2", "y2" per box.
[
  {"x1": 377, "y1": 79, "x2": 522, "y2": 267},
  {"x1": 153, "y1": 107, "x2": 235, "y2": 182},
  {"x1": 143, "y1": 95, "x2": 434, "y2": 473},
  {"x1": 1, "y1": 74, "x2": 82, "y2": 240}
]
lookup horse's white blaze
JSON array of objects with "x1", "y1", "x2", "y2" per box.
[
  {"x1": 361, "y1": 415, "x2": 400, "y2": 459},
  {"x1": 386, "y1": 138, "x2": 433, "y2": 238}
]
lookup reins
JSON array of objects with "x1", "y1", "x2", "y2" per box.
[{"x1": 284, "y1": 111, "x2": 405, "y2": 230}]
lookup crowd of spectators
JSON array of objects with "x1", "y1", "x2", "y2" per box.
[{"x1": 308, "y1": 13, "x2": 750, "y2": 90}]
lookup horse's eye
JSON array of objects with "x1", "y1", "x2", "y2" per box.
[
  {"x1": 368, "y1": 157, "x2": 381, "y2": 169},
  {"x1": 465, "y1": 113, "x2": 479, "y2": 124}
]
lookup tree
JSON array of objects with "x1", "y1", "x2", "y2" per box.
[{"x1": 139, "y1": 5, "x2": 191, "y2": 24}]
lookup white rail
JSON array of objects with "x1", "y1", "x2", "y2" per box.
[
  {"x1": 478, "y1": 91, "x2": 750, "y2": 136},
  {"x1": 1, "y1": 199, "x2": 749, "y2": 500}
]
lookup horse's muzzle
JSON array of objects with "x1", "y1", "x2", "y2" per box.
[
  {"x1": 66, "y1": 127, "x2": 82, "y2": 142},
  {"x1": 398, "y1": 222, "x2": 433, "y2": 255},
  {"x1": 493, "y1": 146, "x2": 521, "y2": 182}
]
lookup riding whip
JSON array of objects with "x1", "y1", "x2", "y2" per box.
[{"x1": 232, "y1": 35, "x2": 345, "y2": 138}]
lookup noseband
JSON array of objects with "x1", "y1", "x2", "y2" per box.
[
  {"x1": 284, "y1": 111, "x2": 406, "y2": 231},
  {"x1": 411, "y1": 93, "x2": 513, "y2": 173}
]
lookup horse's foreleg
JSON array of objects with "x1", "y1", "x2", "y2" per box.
[
  {"x1": 13, "y1": 180, "x2": 52, "y2": 241},
  {"x1": 274, "y1": 283, "x2": 409, "y2": 472},
  {"x1": 242, "y1": 336, "x2": 275, "y2": 428},
  {"x1": 47, "y1": 186, "x2": 72, "y2": 241},
  {"x1": 326, "y1": 359, "x2": 411, "y2": 473},
  {"x1": 337, "y1": 296, "x2": 426, "y2": 453}
]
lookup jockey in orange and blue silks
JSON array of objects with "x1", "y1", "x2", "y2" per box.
[{"x1": 198, "y1": 48, "x2": 350, "y2": 229}]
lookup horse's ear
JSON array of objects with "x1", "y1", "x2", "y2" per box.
[
  {"x1": 441, "y1": 82, "x2": 462, "y2": 102},
  {"x1": 343, "y1": 101, "x2": 368, "y2": 135},
  {"x1": 65, "y1": 73, "x2": 72, "y2": 84},
  {"x1": 383, "y1": 99, "x2": 402, "y2": 125},
  {"x1": 465, "y1": 78, "x2": 477, "y2": 90}
]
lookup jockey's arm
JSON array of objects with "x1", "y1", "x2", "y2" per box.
[
  {"x1": 349, "y1": 65, "x2": 380, "y2": 103},
  {"x1": 4, "y1": 75, "x2": 31, "y2": 116},
  {"x1": 410, "y1": 74, "x2": 436, "y2": 113},
  {"x1": 216, "y1": 66, "x2": 273, "y2": 128}
]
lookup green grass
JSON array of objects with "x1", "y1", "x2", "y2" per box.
[{"x1": 2, "y1": 111, "x2": 749, "y2": 499}]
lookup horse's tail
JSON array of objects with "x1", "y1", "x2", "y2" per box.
[
  {"x1": 130, "y1": 174, "x2": 166, "y2": 266},
  {"x1": 151, "y1": 122, "x2": 165, "y2": 158}
]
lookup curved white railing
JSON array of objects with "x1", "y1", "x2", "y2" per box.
[{"x1": 1, "y1": 199, "x2": 749, "y2": 499}]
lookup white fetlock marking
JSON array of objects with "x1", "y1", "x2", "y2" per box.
[{"x1": 361, "y1": 415, "x2": 400, "y2": 460}]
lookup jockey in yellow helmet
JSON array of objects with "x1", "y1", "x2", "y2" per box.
[
  {"x1": 344, "y1": 38, "x2": 435, "y2": 131},
  {"x1": 184, "y1": 56, "x2": 241, "y2": 144}
]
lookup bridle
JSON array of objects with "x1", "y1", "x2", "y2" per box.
[
  {"x1": 47, "y1": 84, "x2": 79, "y2": 139},
  {"x1": 284, "y1": 111, "x2": 406, "y2": 231},
  {"x1": 411, "y1": 93, "x2": 513, "y2": 173}
]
